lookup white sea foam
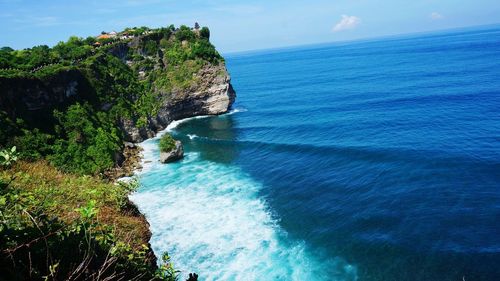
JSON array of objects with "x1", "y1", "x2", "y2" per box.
[
  {"x1": 135, "y1": 115, "x2": 210, "y2": 173},
  {"x1": 226, "y1": 107, "x2": 248, "y2": 115},
  {"x1": 187, "y1": 134, "x2": 198, "y2": 140},
  {"x1": 130, "y1": 115, "x2": 357, "y2": 281}
]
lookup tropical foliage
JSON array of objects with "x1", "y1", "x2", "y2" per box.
[
  {"x1": 0, "y1": 146, "x2": 18, "y2": 167},
  {"x1": 0, "y1": 159, "x2": 176, "y2": 280},
  {"x1": 0, "y1": 24, "x2": 220, "y2": 279},
  {"x1": 0, "y1": 24, "x2": 222, "y2": 175},
  {"x1": 159, "y1": 134, "x2": 177, "y2": 152}
]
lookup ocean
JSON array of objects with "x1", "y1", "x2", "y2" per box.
[{"x1": 130, "y1": 25, "x2": 500, "y2": 281}]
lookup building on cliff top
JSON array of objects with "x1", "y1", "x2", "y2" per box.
[{"x1": 96, "y1": 31, "x2": 117, "y2": 40}]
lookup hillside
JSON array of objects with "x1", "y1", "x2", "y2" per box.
[
  {"x1": 0, "y1": 24, "x2": 235, "y2": 175},
  {"x1": 0, "y1": 24, "x2": 235, "y2": 280}
]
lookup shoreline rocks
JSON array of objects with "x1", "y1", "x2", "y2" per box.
[{"x1": 104, "y1": 142, "x2": 143, "y2": 180}]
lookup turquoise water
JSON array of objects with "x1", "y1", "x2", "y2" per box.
[{"x1": 131, "y1": 25, "x2": 500, "y2": 281}]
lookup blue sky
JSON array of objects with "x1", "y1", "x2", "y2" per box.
[{"x1": 1, "y1": 0, "x2": 499, "y2": 53}]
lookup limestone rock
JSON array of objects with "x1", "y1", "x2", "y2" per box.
[
  {"x1": 120, "y1": 62, "x2": 236, "y2": 143},
  {"x1": 0, "y1": 37, "x2": 235, "y2": 144}
]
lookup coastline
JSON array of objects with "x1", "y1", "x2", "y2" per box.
[
  {"x1": 124, "y1": 108, "x2": 240, "y2": 178},
  {"x1": 0, "y1": 24, "x2": 236, "y2": 279},
  {"x1": 125, "y1": 114, "x2": 215, "y2": 176},
  {"x1": 2, "y1": 22, "x2": 498, "y2": 281},
  {"x1": 105, "y1": 142, "x2": 143, "y2": 181},
  {"x1": 124, "y1": 108, "x2": 357, "y2": 280},
  {"x1": 119, "y1": 112, "x2": 231, "y2": 271}
]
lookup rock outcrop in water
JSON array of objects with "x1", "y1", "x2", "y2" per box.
[
  {"x1": 0, "y1": 24, "x2": 231, "y2": 279},
  {"x1": 160, "y1": 140, "x2": 184, "y2": 163}
]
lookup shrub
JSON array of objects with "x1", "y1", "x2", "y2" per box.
[
  {"x1": 159, "y1": 134, "x2": 176, "y2": 152},
  {"x1": 50, "y1": 103, "x2": 121, "y2": 175},
  {"x1": 200, "y1": 27, "x2": 210, "y2": 40},
  {"x1": 176, "y1": 25, "x2": 196, "y2": 42},
  {"x1": 0, "y1": 112, "x2": 18, "y2": 145},
  {"x1": 143, "y1": 40, "x2": 158, "y2": 56},
  {"x1": 191, "y1": 40, "x2": 221, "y2": 63},
  {"x1": 0, "y1": 162, "x2": 176, "y2": 280},
  {"x1": 13, "y1": 128, "x2": 53, "y2": 160},
  {"x1": 0, "y1": 146, "x2": 18, "y2": 167}
]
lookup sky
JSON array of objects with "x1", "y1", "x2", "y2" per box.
[{"x1": 1, "y1": 0, "x2": 500, "y2": 54}]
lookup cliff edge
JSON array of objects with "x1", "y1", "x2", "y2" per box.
[
  {"x1": 0, "y1": 24, "x2": 232, "y2": 280},
  {"x1": 120, "y1": 61, "x2": 236, "y2": 142},
  {"x1": 0, "y1": 24, "x2": 235, "y2": 174}
]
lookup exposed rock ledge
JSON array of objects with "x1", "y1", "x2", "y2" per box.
[{"x1": 120, "y1": 63, "x2": 236, "y2": 143}]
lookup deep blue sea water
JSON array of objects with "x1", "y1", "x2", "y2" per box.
[{"x1": 131, "y1": 25, "x2": 500, "y2": 281}]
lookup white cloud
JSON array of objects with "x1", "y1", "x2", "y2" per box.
[
  {"x1": 332, "y1": 15, "x2": 361, "y2": 32},
  {"x1": 430, "y1": 12, "x2": 444, "y2": 20}
]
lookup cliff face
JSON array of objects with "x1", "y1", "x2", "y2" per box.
[
  {"x1": 0, "y1": 70, "x2": 96, "y2": 131},
  {"x1": 120, "y1": 62, "x2": 236, "y2": 142},
  {"x1": 0, "y1": 26, "x2": 230, "y2": 279},
  {"x1": 0, "y1": 37, "x2": 236, "y2": 143}
]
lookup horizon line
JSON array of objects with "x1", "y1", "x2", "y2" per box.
[{"x1": 222, "y1": 22, "x2": 500, "y2": 56}]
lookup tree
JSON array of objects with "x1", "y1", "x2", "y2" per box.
[
  {"x1": 160, "y1": 38, "x2": 170, "y2": 49},
  {"x1": 0, "y1": 48, "x2": 14, "y2": 68},
  {"x1": 84, "y1": 36, "x2": 96, "y2": 45},
  {"x1": 159, "y1": 27, "x2": 173, "y2": 40},
  {"x1": 13, "y1": 128, "x2": 53, "y2": 160},
  {"x1": 27, "y1": 45, "x2": 52, "y2": 66},
  {"x1": 200, "y1": 27, "x2": 210, "y2": 40},
  {"x1": 1, "y1": 46, "x2": 14, "y2": 52},
  {"x1": 176, "y1": 25, "x2": 196, "y2": 41},
  {"x1": 143, "y1": 40, "x2": 158, "y2": 56},
  {"x1": 191, "y1": 39, "x2": 221, "y2": 62},
  {"x1": 50, "y1": 103, "x2": 120, "y2": 174},
  {"x1": 53, "y1": 36, "x2": 91, "y2": 60},
  {"x1": 0, "y1": 112, "x2": 18, "y2": 145}
]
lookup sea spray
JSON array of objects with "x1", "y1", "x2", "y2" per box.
[
  {"x1": 130, "y1": 114, "x2": 357, "y2": 281},
  {"x1": 135, "y1": 26, "x2": 500, "y2": 280}
]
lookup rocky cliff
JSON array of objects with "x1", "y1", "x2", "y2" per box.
[
  {"x1": 119, "y1": 62, "x2": 236, "y2": 142},
  {"x1": 0, "y1": 25, "x2": 228, "y2": 279},
  {"x1": 0, "y1": 70, "x2": 95, "y2": 131},
  {"x1": 0, "y1": 28, "x2": 236, "y2": 144}
]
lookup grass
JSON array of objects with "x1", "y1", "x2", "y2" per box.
[
  {"x1": 1, "y1": 160, "x2": 150, "y2": 249},
  {"x1": 0, "y1": 160, "x2": 178, "y2": 280}
]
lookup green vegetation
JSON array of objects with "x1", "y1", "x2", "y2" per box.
[
  {"x1": 0, "y1": 159, "x2": 176, "y2": 280},
  {"x1": 50, "y1": 103, "x2": 121, "y2": 175},
  {"x1": 0, "y1": 146, "x2": 18, "y2": 167},
  {"x1": 124, "y1": 26, "x2": 151, "y2": 37},
  {"x1": 200, "y1": 27, "x2": 210, "y2": 40},
  {"x1": 0, "y1": 36, "x2": 93, "y2": 71},
  {"x1": 159, "y1": 134, "x2": 177, "y2": 152},
  {"x1": 0, "y1": 24, "x2": 223, "y2": 280},
  {"x1": 0, "y1": 24, "x2": 222, "y2": 175}
]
